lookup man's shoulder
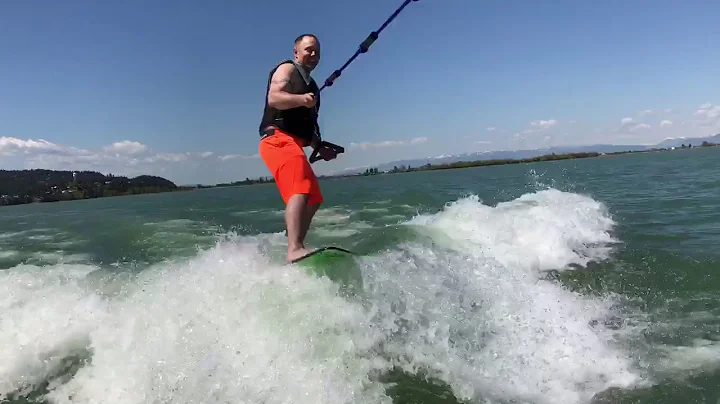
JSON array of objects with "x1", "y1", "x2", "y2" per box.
[
  {"x1": 271, "y1": 61, "x2": 300, "y2": 82},
  {"x1": 269, "y1": 61, "x2": 297, "y2": 80},
  {"x1": 273, "y1": 59, "x2": 296, "y2": 72}
]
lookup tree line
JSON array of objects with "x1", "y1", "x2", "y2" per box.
[
  {"x1": 352, "y1": 152, "x2": 603, "y2": 177},
  {"x1": 213, "y1": 176, "x2": 274, "y2": 187},
  {"x1": 0, "y1": 169, "x2": 183, "y2": 206}
]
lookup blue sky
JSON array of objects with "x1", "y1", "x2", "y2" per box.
[{"x1": 1, "y1": 0, "x2": 719, "y2": 185}]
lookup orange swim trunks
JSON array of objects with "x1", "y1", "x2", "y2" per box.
[{"x1": 258, "y1": 128, "x2": 323, "y2": 205}]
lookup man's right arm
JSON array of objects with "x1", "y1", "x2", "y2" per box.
[{"x1": 267, "y1": 63, "x2": 312, "y2": 110}]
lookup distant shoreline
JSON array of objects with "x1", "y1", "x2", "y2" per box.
[
  {"x1": 199, "y1": 142, "x2": 720, "y2": 189},
  {"x1": 0, "y1": 170, "x2": 188, "y2": 207},
  {"x1": 4, "y1": 143, "x2": 717, "y2": 205},
  {"x1": 318, "y1": 142, "x2": 720, "y2": 180}
]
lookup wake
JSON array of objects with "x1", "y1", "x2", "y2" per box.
[{"x1": 0, "y1": 189, "x2": 656, "y2": 404}]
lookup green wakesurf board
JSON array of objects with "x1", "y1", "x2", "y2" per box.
[{"x1": 290, "y1": 246, "x2": 363, "y2": 294}]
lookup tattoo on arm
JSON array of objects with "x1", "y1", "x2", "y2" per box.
[
  {"x1": 271, "y1": 78, "x2": 290, "y2": 86},
  {"x1": 267, "y1": 64, "x2": 301, "y2": 108},
  {"x1": 270, "y1": 75, "x2": 296, "y2": 94}
]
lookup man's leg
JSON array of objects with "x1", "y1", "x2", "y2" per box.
[
  {"x1": 300, "y1": 202, "x2": 321, "y2": 242},
  {"x1": 299, "y1": 163, "x2": 324, "y2": 244},
  {"x1": 286, "y1": 193, "x2": 312, "y2": 262},
  {"x1": 257, "y1": 129, "x2": 323, "y2": 262},
  {"x1": 286, "y1": 198, "x2": 321, "y2": 262}
]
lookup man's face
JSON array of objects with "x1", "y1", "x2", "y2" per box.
[{"x1": 294, "y1": 36, "x2": 320, "y2": 71}]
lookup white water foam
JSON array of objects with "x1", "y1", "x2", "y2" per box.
[
  {"x1": 0, "y1": 264, "x2": 109, "y2": 396},
  {"x1": 26, "y1": 251, "x2": 93, "y2": 265},
  {"x1": 0, "y1": 231, "x2": 29, "y2": 240},
  {"x1": 408, "y1": 189, "x2": 619, "y2": 271},
  {"x1": 360, "y1": 189, "x2": 645, "y2": 404},
  {"x1": 312, "y1": 207, "x2": 352, "y2": 225},
  {"x1": 361, "y1": 207, "x2": 390, "y2": 213},
  {"x1": 314, "y1": 221, "x2": 374, "y2": 239},
  {"x1": 0, "y1": 242, "x2": 391, "y2": 403},
  {"x1": 654, "y1": 339, "x2": 720, "y2": 378},
  {"x1": 0, "y1": 189, "x2": 655, "y2": 404},
  {"x1": 0, "y1": 250, "x2": 19, "y2": 260},
  {"x1": 378, "y1": 214, "x2": 409, "y2": 223},
  {"x1": 230, "y1": 208, "x2": 285, "y2": 217}
]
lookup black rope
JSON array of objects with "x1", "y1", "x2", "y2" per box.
[
  {"x1": 310, "y1": 0, "x2": 418, "y2": 164},
  {"x1": 318, "y1": 0, "x2": 419, "y2": 93}
]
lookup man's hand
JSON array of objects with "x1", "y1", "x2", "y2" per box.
[
  {"x1": 308, "y1": 140, "x2": 344, "y2": 163},
  {"x1": 298, "y1": 93, "x2": 317, "y2": 108},
  {"x1": 317, "y1": 144, "x2": 338, "y2": 161}
]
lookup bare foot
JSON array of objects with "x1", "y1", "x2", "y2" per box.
[{"x1": 287, "y1": 246, "x2": 312, "y2": 263}]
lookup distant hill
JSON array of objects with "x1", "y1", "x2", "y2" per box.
[
  {"x1": 336, "y1": 134, "x2": 720, "y2": 175},
  {"x1": 653, "y1": 134, "x2": 720, "y2": 149},
  {"x1": 336, "y1": 144, "x2": 647, "y2": 175},
  {"x1": 0, "y1": 169, "x2": 182, "y2": 206}
]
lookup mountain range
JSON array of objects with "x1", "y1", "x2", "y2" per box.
[{"x1": 336, "y1": 134, "x2": 720, "y2": 175}]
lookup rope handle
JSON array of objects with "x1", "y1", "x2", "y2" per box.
[{"x1": 309, "y1": 141, "x2": 345, "y2": 163}]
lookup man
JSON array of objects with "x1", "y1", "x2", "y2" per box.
[{"x1": 258, "y1": 34, "x2": 338, "y2": 263}]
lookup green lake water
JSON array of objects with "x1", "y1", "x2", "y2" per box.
[{"x1": 1, "y1": 147, "x2": 719, "y2": 403}]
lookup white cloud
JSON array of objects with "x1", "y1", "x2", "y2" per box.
[
  {"x1": 512, "y1": 119, "x2": 562, "y2": 140},
  {"x1": 350, "y1": 137, "x2": 428, "y2": 150},
  {"x1": 639, "y1": 108, "x2": 675, "y2": 116},
  {"x1": 530, "y1": 119, "x2": 558, "y2": 129},
  {"x1": 218, "y1": 153, "x2": 259, "y2": 161},
  {"x1": 1, "y1": 136, "x2": 268, "y2": 185},
  {"x1": 103, "y1": 140, "x2": 148, "y2": 155},
  {"x1": 3, "y1": 137, "x2": 238, "y2": 167},
  {"x1": 486, "y1": 127, "x2": 496, "y2": 131},
  {"x1": 630, "y1": 123, "x2": 651, "y2": 131},
  {"x1": 601, "y1": 102, "x2": 718, "y2": 145},
  {"x1": 142, "y1": 152, "x2": 188, "y2": 163},
  {"x1": 0, "y1": 136, "x2": 63, "y2": 156},
  {"x1": 694, "y1": 103, "x2": 720, "y2": 125}
]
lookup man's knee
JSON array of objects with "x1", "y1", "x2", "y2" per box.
[
  {"x1": 287, "y1": 192, "x2": 310, "y2": 203},
  {"x1": 306, "y1": 202, "x2": 320, "y2": 216}
]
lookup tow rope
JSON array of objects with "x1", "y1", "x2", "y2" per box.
[
  {"x1": 318, "y1": 0, "x2": 419, "y2": 93},
  {"x1": 309, "y1": 0, "x2": 419, "y2": 164}
]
